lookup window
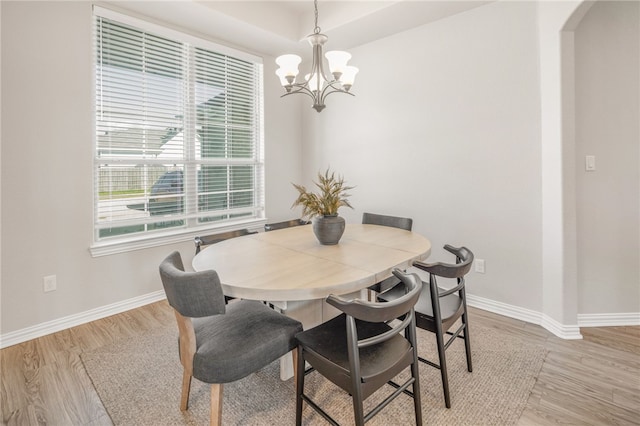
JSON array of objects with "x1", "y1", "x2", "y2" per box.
[{"x1": 93, "y1": 7, "x2": 264, "y2": 250}]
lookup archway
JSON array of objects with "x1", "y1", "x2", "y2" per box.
[{"x1": 537, "y1": 0, "x2": 593, "y2": 339}]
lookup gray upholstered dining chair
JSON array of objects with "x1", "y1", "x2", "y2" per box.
[
  {"x1": 362, "y1": 212, "x2": 414, "y2": 295},
  {"x1": 159, "y1": 251, "x2": 303, "y2": 426},
  {"x1": 378, "y1": 244, "x2": 474, "y2": 408},
  {"x1": 264, "y1": 218, "x2": 310, "y2": 231},
  {"x1": 295, "y1": 269, "x2": 424, "y2": 426}
]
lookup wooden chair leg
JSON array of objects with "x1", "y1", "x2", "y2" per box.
[
  {"x1": 292, "y1": 348, "x2": 299, "y2": 384},
  {"x1": 180, "y1": 369, "x2": 192, "y2": 411},
  {"x1": 210, "y1": 383, "x2": 223, "y2": 426}
]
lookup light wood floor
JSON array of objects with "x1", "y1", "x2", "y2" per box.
[{"x1": 1, "y1": 302, "x2": 638, "y2": 425}]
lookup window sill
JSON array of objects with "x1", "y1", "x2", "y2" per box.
[{"x1": 89, "y1": 219, "x2": 266, "y2": 257}]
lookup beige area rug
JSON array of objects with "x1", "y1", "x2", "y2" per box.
[{"x1": 81, "y1": 321, "x2": 546, "y2": 426}]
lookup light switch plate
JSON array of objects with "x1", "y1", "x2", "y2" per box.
[{"x1": 585, "y1": 155, "x2": 596, "y2": 171}]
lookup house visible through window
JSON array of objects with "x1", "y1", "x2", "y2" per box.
[{"x1": 94, "y1": 7, "x2": 264, "y2": 244}]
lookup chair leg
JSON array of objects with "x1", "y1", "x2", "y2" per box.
[
  {"x1": 180, "y1": 369, "x2": 192, "y2": 411},
  {"x1": 435, "y1": 327, "x2": 452, "y2": 409},
  {"x1": 292, "y1": 348, "x2": 299, "y2": 384},
  {"x1": 351, "y1": 389, "x2": 365, "y2": 426},
  {"x1": 295, "y1": 346, "x2": 305, "y2": 426},
  {"x1": 462, "y1": 313, "x2": 473, "y2": 372},
  {"x1": 411, "y1": 356, "x2": 423, "y2": 425},
  {"x1": 210, "y1": 383, "x2": 223, "y2": 426},
  {"x1": 349, "y1": 362, "x2": 364, "y2": 426}
]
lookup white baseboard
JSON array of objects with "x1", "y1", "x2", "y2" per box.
[
  {"x1": 540, "y1": 314, "x2": 583, "y2": 340},
  {"x1": 0, "y1": 290, "x2": 166, "y2": 349},
  {"x1": 467, "y1": 293, "x2": 583, "y2": 340},
  {"x1": 4, "y1": 291, "x2": 635, "y2": 349},
  {"x1": 578, "y1": 312, "x2": 640, "y2": 327},
  {"x1": 467, "y1": 293, "x2": 542, "y2": 324}
]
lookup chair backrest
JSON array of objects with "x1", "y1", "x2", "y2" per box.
[
  {"x1": 327, "y1": 269, "x2": 422, "y2": 338},
  {"x1": 194, "y1": 228, "x2": 256, "y2": 254},
  {"x1": 413, "y1": 244, "x2": 474, "y2": 301},
  {"x1": 159, "y1": 251, "x2": 226, "y2": 318},
  {"x1": 413, "y1": 244, "x2": 473, "y2": 279},
  {"x1": 264, "y1": 218, "x2": 310, "y2": 232},
  {"x1": 362, "y1": 212, "x2": 413, "y2": 231}
]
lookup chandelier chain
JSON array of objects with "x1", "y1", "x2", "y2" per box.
[{"x1": 313, "y1": 0, "x2": 321, "y2": 34}]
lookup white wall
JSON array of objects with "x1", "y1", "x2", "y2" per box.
[
  {"x1": 0, "y1": 1, "x2": 302, "y2": 335},
  {"x1": 302, "y1": 1, "x2": 544, "y2": 311},
  {"x1": 575, "y1": 0, "x2": 640, "y2": 314}
]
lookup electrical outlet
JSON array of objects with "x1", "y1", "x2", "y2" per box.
[
  {"x1": 43, "y1": 275, "x2": 57, "y2": 292},
  {"x1": 475, "y1": 259, "x2": 485, "y2": 274}
]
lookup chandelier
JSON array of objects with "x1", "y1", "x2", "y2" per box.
[{"x1": 275, "y1": 0, "x2": 359, "y2": 112}]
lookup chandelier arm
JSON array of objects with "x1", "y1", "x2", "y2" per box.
[
  {"x1": 324, "y1": 81, "x2": 349, "y2": 92},
  {"x1": 280, "y1": 90, "x2": 317, "y2": 102},
  {"x1": 281, "y1": 84, "x2": 316, "y2": 100},
  {"x1": 323, "y1": 88, "x2": 355, "y2": 99},
  {"x1": 317, "y1": 86, "x2": 354, "y2": 105},
  {"x1": 318, "y1": 80, "x2": 354, "y2": 99},
  {"x1": 282, "y1": 81, "x2": 326, "y2": 110}
]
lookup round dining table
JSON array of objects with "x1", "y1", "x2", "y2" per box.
[
  {"x1": 192, "y1": 222, "x2": 431, "y2": 379},
  {"x1": 192, "y1": 223, "x2": 431, "y2": 300}
]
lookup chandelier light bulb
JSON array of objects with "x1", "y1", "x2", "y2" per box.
[
  {"x1": 325, "y1": 51, "x2": 351, "y2": 79},
  {"x1": 276, "y1": 69, "x2": 293, "y2": 91},
  {"x1": 275, "y1": 54, "x2": 302, "y2": 84},
  {"x1": 339, "y1": 66, "x2": 359, "y2": 91}
]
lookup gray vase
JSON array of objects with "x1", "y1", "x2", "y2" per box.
[{"x1": 312, "y1": 215, "x2": 345, "y2": 245}]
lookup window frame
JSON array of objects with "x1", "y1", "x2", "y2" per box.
[{"x1": 90, "y1": 6, "x2": 265, "y2": 257}]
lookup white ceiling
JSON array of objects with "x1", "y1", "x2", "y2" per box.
[{"x1": 105, "y1": 1, "x2": 492, "y2": 56}]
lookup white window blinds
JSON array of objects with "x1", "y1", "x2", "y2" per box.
[{"x1": 94, "y1": 8, "x2": 264, "y2": 242}]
